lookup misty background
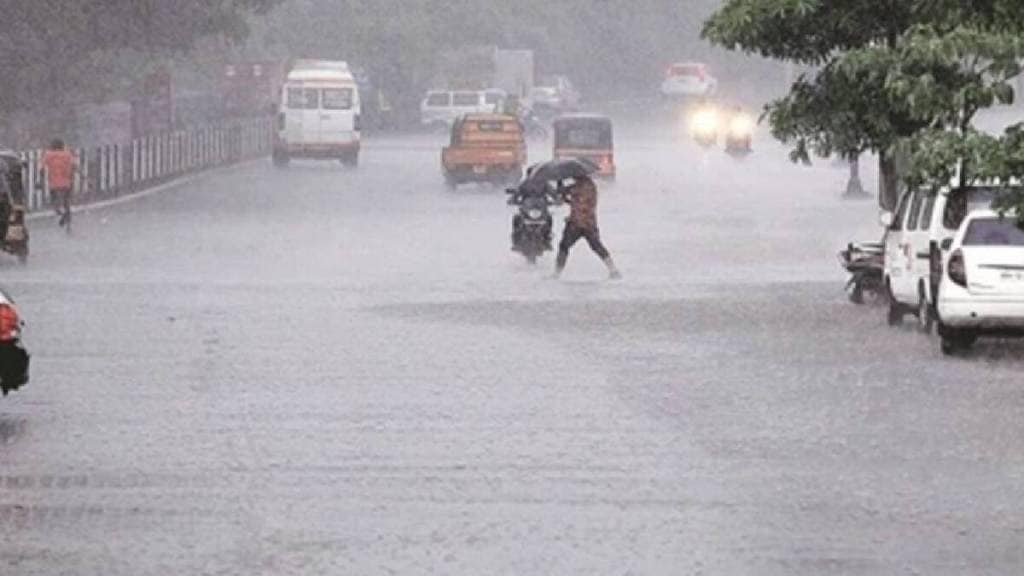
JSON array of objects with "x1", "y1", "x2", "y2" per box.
[{"x1": 0, "y1": 0, "x2": 789, "y2": 147}]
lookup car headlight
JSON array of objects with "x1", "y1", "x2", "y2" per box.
[
  {"x1": 527, "y1": 208, "x2": 544, "y2": 219},
  {"x1": 729, "y1": 114, "x2": 754, "y2": 137},
  {"x1": 691, "y1": 108, "x2": 719, "y2": 135}
]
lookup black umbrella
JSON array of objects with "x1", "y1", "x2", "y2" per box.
[{"x1": 526, "y1": 158, "x2": 599, "y2": 183}]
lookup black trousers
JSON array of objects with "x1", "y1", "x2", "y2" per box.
[{"x1": 557, "y1": 222, "x2": 610, "y2": 269}]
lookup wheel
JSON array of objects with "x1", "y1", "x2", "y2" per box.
[
  {"x1": 849, "y1": 282, "x2": 865, "y2": 305},
  {"x1": 444, "y1": 173, "x2": 458, "y2": 191},
  {"x1": 16, "y1": 245, "x2": 27, "y2": 265},
  {"x1": 887, "y1": 300, "x2": 904, "y2": 327},
  {"x1": 272, "y1": 151, "x2": 290, "y2": 167},
  {"x1": 341, "y1": 152, "x2": 359, "y2": 168},
  {"x1": 525, "y1": 253, "x2": 538, "y2": 265},
  {"x1": 941, "y1": 331, "x2": 977, "y2": 356},
  {"x1": 916, "y1": 286, "x2": 934, "y2": 334}
]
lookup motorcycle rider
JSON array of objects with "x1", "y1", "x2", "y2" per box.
[{"x1": 555, "y1": 175, "x2": 621, "y2": 279}]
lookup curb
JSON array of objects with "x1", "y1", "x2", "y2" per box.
[{"x1": 26, "y1": 159, "x2": 262, "y2": 222}]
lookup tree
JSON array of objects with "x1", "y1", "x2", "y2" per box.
[
  {"x1": 0, "y1": 1, "x2": 278, "y2": 114},
  {"x1": 703, "y1": 0, "x2": 1024, "y2": 218}
]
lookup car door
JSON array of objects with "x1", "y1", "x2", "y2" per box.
[
  {"x1": 284, "y1": 85, "x2": 320, "y2": 146},
  {"x1": 319, "y1": 85, "x2": 356, "y2": 145},
  {"x1": 885, "y1": 190, "x2": 914, "y2": 302}
]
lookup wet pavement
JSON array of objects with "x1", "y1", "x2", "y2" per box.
[{"x1": 2, "y1": 113, "x2": 1023, "y2": 575}]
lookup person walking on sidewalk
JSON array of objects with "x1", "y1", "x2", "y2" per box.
[
  {"x1": 555, "y1": 175, "x2": 621, "y2": 279},
  {"x1": 40, "y1": 139, "x2": 76, "y2": 230}
]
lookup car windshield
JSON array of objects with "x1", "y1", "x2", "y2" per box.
[{"x1": 963, "y1": 217, "x2": 1024, "y2": 246}]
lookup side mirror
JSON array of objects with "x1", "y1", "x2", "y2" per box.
[
  {"x1": 941, "y1": 238, "x2": 954, "y2": 251},
  {"x1": 879, "y1": 211, "x2": 895, "y2": 228}
]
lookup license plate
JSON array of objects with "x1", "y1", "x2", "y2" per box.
[{"x1": 473, "y1": 165, "x2": 488, "y2": 174}]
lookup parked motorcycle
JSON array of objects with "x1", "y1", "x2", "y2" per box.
[
  {"x1": 838, "y1": 241, "x2": 885, "y2": 305},
  {"x1": 507, "y1": 181, "x2": 558, "y2": 264}
]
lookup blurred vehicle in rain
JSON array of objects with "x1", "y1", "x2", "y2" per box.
[
  {"x1": 442, "y1": 114, "x2": 526, "y2": 189},
  {"x1": 553, "y1": 115, "x2": 615, "y2": 180},
  {"x1": 0, "y1": 288, "x2": 29, "y2": 397},
  {"x1": 0, "y1": 152, "x2": 28, "y2": 265},
  {"x1": 882, "y1": 185, "x2": 1017, "y2": 332},
  {"x1": 507, "y1": 176, "x2": 558, "y2": 264},
  {"x1": 689, "y1": 103, "x2": 720, "y2": 148},
  {"x1": 724, "y1": 107, "x2": 755, "y2": 157},
  {"x1": 937, "y1": 209, "x2": 1024, "y2": 354},
  {"x1": 273, "y1": 60, "x2": 362, "y2": 167},
  {"x1": 420, "y1": 89, "x2": 505, "y2": 131},
  {"x1": 839, "y1": 241, "x2": 885, "y2": 305},
  {"x1": 661, "y1": 62, "x2": 718, "y2": 99},
  {"x1": 530, "y1": 75, "x2": 581, "y2": 119}
]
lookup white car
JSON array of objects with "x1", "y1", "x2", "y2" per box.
[
  {"x1": 936, "y1": 209, "x2": 1024, "y2": 354},
  {"x1": 882, "y1": 185, "x2": 1009, "y2": 332},
  {"x1": 530, "y1": 75, "x2": 580, "y2": 113},
  {"x1": 420, "y1": 90, "x2": 504, "y2": 129},
  {"x1": 660, "y1": 62, "x2": 717, "y2": 98}
]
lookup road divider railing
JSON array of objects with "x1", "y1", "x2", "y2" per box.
[{"x1": 18, "y1": 116, "x2": 273, "y2": 213}]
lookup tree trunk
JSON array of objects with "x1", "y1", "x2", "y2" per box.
[
  {"x1": 844, "y1": 155, "x2": 867, "y2": 198},
  {"x1": 878, "y1": 152, "x2": 900, "y2": 211}
]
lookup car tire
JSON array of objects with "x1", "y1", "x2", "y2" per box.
[
  {"x1": 941, "y1": 331, "x2": 977, "y2": 356},
  {"x1": 444, "y1": 173, "x2": 458, "y2": 191},
  {"x1": 916, "y1": 286, "x2": 934, "y2": 335},
  {"x1": 886, "y1": 283, "x2": 904, "y2": 327}
]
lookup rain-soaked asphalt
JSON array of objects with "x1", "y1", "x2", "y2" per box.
[{"x1": 2, "y1": 108, "x2": 1024, "y2": 575}]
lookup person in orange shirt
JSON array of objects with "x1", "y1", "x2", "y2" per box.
[{"x1": 40, "y1": 139, "x2": 76, "y2": 229}]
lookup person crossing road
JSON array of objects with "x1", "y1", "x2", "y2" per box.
[{"x1": 555, "y1": 175, "x2": 621, "y2": 279}]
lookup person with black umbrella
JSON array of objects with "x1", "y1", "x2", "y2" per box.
[{"x1": 555, "y1": 174, "x2": 621, "y2": 279}]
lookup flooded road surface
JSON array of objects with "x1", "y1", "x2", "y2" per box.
[{"x1": 2, "y1": 113, "x2": 1023, "y2": 575}]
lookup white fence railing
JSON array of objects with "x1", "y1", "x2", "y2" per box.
[{"x1": 19, "y1": 117, "x2": 273, "y2": 213}]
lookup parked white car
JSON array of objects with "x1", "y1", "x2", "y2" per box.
[
  {"x1": 660, "y1": 62, "x2": 718, "y2": 99},
  {"x1": 420, "y1": 90, "x2": 504, "y2": 129},
  {"x1": 936, "y1": 209, "x2": 1024, "y2": 354},
  {"x1": 882, "y1": 185, "x2": 1007, "y2": 332}
]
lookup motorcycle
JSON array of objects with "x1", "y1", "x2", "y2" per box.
[
  {"x1": 838, "y1": 241, "x2": 885, "y2": 305},
  {"x1": 507, "y1": 182, "x2": 558, "y2": 264},
  {"x1": 724, "y1": 111, "x2": 754, "y2": 157}
]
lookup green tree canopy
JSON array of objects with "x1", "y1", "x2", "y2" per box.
[{"x1": 705, "y1": 0, "x2": 1024, "y2": 217}]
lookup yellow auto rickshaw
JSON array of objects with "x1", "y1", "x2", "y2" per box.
[{"x1": 552, "y1": 114, "x2": 615, "y2": 180}]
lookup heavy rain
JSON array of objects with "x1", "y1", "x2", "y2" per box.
[{"x1": 2, "y1": 1, "x2": 1024, "y2": 574}]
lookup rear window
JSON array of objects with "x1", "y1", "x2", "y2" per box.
[
  {"x1": 963, "y1": 218, "x2": 1024, "y2": 246},
  {"x1": 287, "y1": 88, "x2": 319, "y2": 110},
  {"x1": 426, "y1": 92, "x2": 450, "y2": 107},
  {"x1": 322, "y1": 88, "x2": 354, "y2": 110},
  {"x1": 556, "y1": 125, "x2": 612, "y2": 149},
  {"x1": 453, "y1": 92, "x2": 480, "y2": 107},
  {"x1": 469, "y1": 120, "x2": 517, "y2": 133},
  {"x1": 669, "y1": 64, "x2": 704, "y2": 77}
]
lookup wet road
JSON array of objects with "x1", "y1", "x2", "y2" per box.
[{"x1": 2, "y1": 114, "x2": 1024, "y2": 575}]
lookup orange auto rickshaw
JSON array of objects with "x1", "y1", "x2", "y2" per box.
[{"x1": 552, "y1": 114, "x2": 615, "y2": 180}]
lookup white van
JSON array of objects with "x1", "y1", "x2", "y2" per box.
[
  {"x1": 274, "y1": 60, "x2": 362, "y2": 167},
  {"x1": 420, "y1": 90, "x2": 504, "y2": 129},
  {"x1": 882, "y1": 185, "x2": 1012, "y2": 331}
]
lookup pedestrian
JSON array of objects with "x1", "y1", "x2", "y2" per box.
[
  {"x1": 555, "y1": 175, "x2": 621, "y2": 279},
  {"x1": 40, "y1": 138, "x2": 76, "y2": 230}
]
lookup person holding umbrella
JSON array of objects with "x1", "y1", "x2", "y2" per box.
[{"x1": 555, "y1": 173, "x2": 621, "y2": 280}]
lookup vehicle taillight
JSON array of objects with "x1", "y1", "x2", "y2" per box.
[
  {"x1": 0, "y1": 304, "x2": 19, "y2": 342},
  {"x1": 948, "y1": 249, "x2": 967, "y2": 287}
]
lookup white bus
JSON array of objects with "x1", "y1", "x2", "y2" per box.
[{"x1": 274, "y1": 60, "x2": 362, "y2": 167}]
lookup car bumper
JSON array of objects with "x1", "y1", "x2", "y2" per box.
[
  {"x1": 938, "y1": 297, "x2": 1024, "y2": 330},
  {"x1": 275, "y1": 140, "x2": 360, "y2": 158},
  {"x1": 0, "y1": 342, "x2": 29, "y2": 395}
]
